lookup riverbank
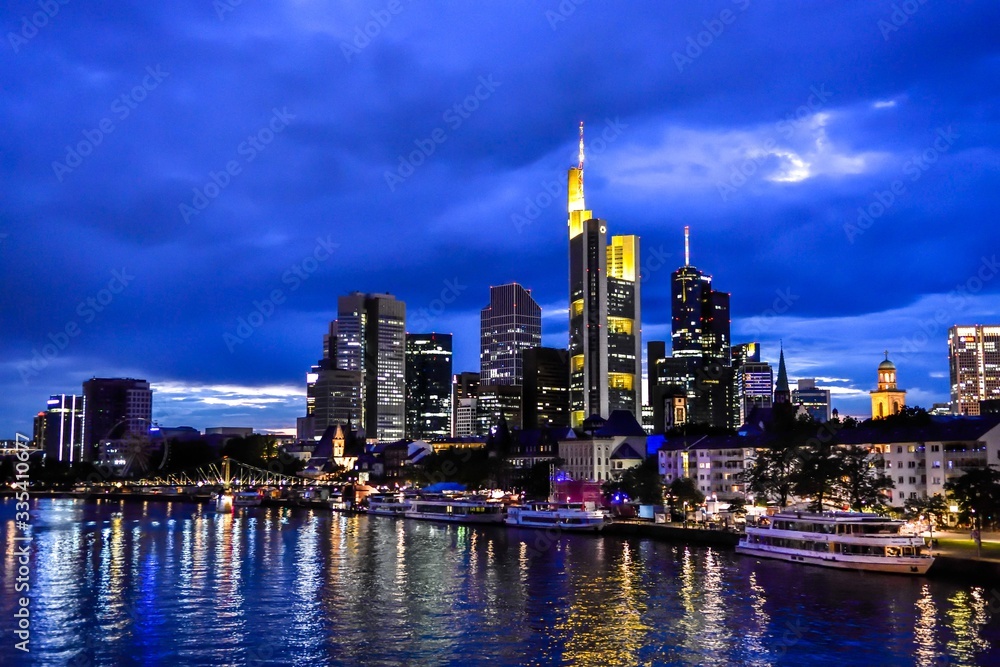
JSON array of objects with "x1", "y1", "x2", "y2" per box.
[{"x1": 9, "y1": 492, "x2": 999, "y2": 583}]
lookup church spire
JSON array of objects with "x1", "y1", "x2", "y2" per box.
[{"x1": 774, "y1": 342, "x2": 790, "y2": 403}]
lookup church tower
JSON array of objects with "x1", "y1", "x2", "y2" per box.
[{"x1": 870, "y1": 352, "x2": 906, "y2": 419}]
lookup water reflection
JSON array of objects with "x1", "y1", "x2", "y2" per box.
[{"x1": 1, "y1": 499, "x2": 999, "y2": 667}]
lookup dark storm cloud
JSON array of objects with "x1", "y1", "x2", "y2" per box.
[{"x1": 1, "y1": 0, "x2": 998, "y2": 432}]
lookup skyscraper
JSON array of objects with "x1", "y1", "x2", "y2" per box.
[
  {"x1": 335, "y1": 292, "x2": 406, "y2": 441},
  {"x1": 567, "y1": 123, "x2": 641, "y2": 426},
  {"x1": 452, "y1": 371, "x2": 480, "y2": 437},
  {"x1": 82, "y1": 378, "x2": 153, "y2": 462},
  {"x1": 306, "y1": 361, "x2": 363, "y2": 438},
  {"x1": 731, "y1": 343, "x2": 772, "y2": 425},
  {"x1": 793, "y1": 378, "x2": 831, "y2": 422},
  {"x1": 522, "y1": 347, "x2": 570, "y2": 430},
  {"x1": 44, "y1": 394, "x2": 84, "y2": 463},
  {"x1": 949, "y1": 325, "x2": 1000, "y2": 415},
  {"x1": 477, "y1": 283, "x2": 541, "y2": 431},
  {"x1": 667, "y1": 228, "x2": 733, "y2": 428},
  {"x1": 405, "y1": 333, "x2": 453, "y2": 440}
]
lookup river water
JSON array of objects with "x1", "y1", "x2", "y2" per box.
[{"x1": 1, "y1": 498, "x2": 998, "y2": 666}]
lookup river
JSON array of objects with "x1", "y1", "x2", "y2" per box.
[{"x1": 1, "y1": 498, "x2": 998, "y2": 666}]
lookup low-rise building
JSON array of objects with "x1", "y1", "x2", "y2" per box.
[{"x1": 556, "y1": 410, "x2": 647, "y2": 483}]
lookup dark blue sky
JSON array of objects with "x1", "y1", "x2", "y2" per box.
[{"x1": 2, "y1": 0, "x2": 998, "y2": 435}]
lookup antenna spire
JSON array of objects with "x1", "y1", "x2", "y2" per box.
[
  {"x1": 578, "y1": 121, "x2": 585, "y2": 170},
  {"x1": 684, "y1": 226, "x2": 690, "y2": 266}
]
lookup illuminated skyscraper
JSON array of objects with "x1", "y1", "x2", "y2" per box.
[
  {"x1": 567, "y1": 123, "x2": 641, "y2": 426},
  {"x1": 479, "y1": 283, "x2": 540, "y2": 431},
  {"x1": 44, "y1": 394, "x2": 84, "y2": 463},
  {"x1": 949, "y1": 325, "x2": 1000, "y2": 415},
  {"x1": 667, "y1": 228, "x2": 732, "y2": 428},
  {"x1": 405, "y1": 333, "x2": 453, "y2": 439},
  {"x1": 336, "y1": 292, "x2": 406, "y2": 442},
  {"x1": 82, "y1": 378, "x2": 152, "y2": 462}
]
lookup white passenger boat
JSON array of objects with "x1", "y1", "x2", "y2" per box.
[
  {"x1": 736, "y1": 512, "x2": 934, "y2": 575},
  {"x1": 505, "y1": 501, "x2": 608, "y2": 532},
  {"x1": 233, "y1": 491, "x2": 263, "y2": 507},
  {"x1": 405, "y1": 496, "x2": 505, "y2": 524},
  {"x1": 367, "y1": 493, "x2": 412, "y2": 516}
]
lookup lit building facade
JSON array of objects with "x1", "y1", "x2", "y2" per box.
[
  {"x1": 567, "y1": 123, "x2": 641, "y2": 426},
  {"x1": 82, "y1": 377, "x2": 153, "y2": 462},
  {"x1": 405, "y1": 333, "x2": 453, "y2": 440},
  {"x1": 335, "y1": 292, "x2": 406, "y2": 442},
  {"x1": 306, "y1": 362, "x2": 363, "y2": 439},
  {"x1": 949, "y1": 325, "x2": 1000, "y2": 415},
  {"x1": 735, "y1": 360, "x2": 773, "y2": 425},
  {"x1": 522, "y1": 347, "x2": 570, "y2": 430},
  {"x1": 479, "y1": 283, "x2": 541, "y2": 387},
  {"x1": 44, "y1": 394, "x2": 84, "y2": 463},
  {"x1": 452, "y1": 372, "x2": 480, "y2": 437},
  {"x1": 792, "y1": 378, "x2": 831, "y2": 422}
]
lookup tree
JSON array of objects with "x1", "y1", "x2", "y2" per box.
[
  {"x1": 602, "y1": 457, "x2": 664, "y2": 505},
  {"x1": 666, "y1": 477, "x2": 705, "y2": 517},
  {"x1": 792, "y1": 441, "x2": 844, "y2": 512},
  {"x1": 945, "y1": 465, "x2": 1000, "y2": 530},
  {"x1": 726, "y1": 496, "x2": 748, "y2": 518},
  {"x1": 742, "y1": 443, "x2": 800, "y2": 507},
  {"x1": 835, "y1": 446, "x2": 895, "y2": 512},
  {"x1": 903, "y1": 493, "x2": 948, "y2": 525}
]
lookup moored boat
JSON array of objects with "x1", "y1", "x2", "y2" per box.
[
  {"x1": 233, "y1": 491, "x2": 263, "y2": 507},
  {"x1": 367, "y1": 492, "x2": 412, "y2": 516},
  {"x1": 505, "y1": 500, "x2": 608, "y2": 532},
  {"x1": 405, "y1": 496, "x2": 505, "y2": 524},
  {"x1": 736, "y1": 511, "x2": 934, "y2": 575}
]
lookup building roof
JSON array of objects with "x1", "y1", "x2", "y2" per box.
[
  {"x1": 610, "y1": 442, "x2": 644, "y2": 460},
  {"x1": 594, "y1": 410, "x2": 647, "y2": 437},
  {"x1": 836, "y1": 414, "x2": 1000, "y2": 445},
  {"x1": 775, "y1": 347, "x2": 789, "y2": 394}
]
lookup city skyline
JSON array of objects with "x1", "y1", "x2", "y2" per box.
[{"x1": 3, "y1": 2, "x2": 999, "y2": 434}]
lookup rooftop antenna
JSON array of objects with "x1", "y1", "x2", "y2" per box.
[
  {"x1": 578, "y1": 121, "x2": 585, "y2": 170},
  {"x1": 684, "y1": 225, "x2": 690, "y2": 266}
]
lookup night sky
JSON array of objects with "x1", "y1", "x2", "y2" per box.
[{"x1": 2, "y1": 1, "x2": 998, "y2": 435}]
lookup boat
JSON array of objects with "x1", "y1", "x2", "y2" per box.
[
  {"x1": 405, "y1": 496, "x2": 505, "y2": 524},
  {"x1": 736, "y1": 511, "x2": 934, "y2": 575},
  {"x1": 233, "y1": 491, "x2": 263, "y2": 507},
  {"x1": 366, "y1": 492, "x2": 412, "y2": 516},
  {"x1": 214, "y1": 491, "x2": 234, "y2": 514},
  {"x1": 505, "y1": 500, "x2": 608, "y2": 532}
]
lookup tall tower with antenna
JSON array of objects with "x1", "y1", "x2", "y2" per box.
[{"x1": 567, "y1": 123, "x2": 641, "y2": 426}]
